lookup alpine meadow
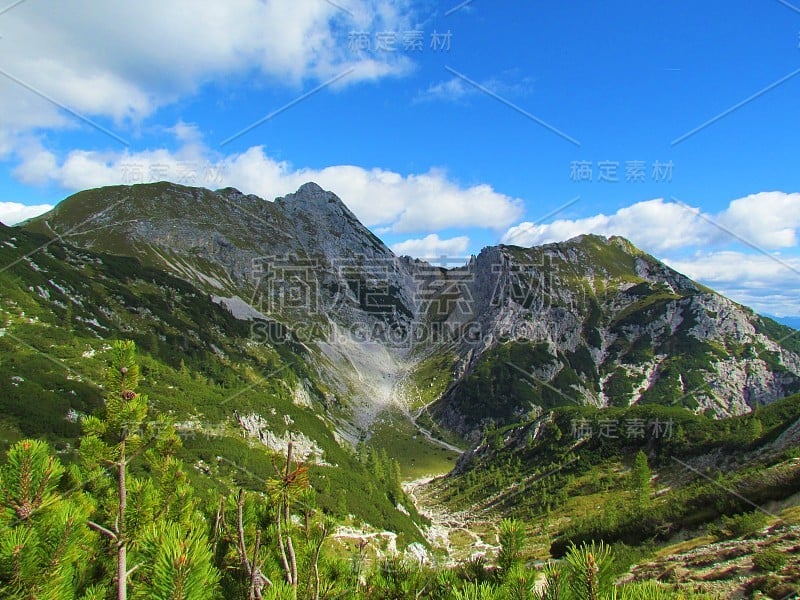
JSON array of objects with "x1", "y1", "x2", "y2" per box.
[{"x1": 2, "y1": 2, "x2": 800, "y2": 599}]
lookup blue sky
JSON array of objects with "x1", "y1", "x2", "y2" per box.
[{"x1": 1, "y1": 0, "x2": 799, "y2": 315}]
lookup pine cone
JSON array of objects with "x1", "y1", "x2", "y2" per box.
[
  {"x1": 15, "y1": 501, "x2": 33, "y2": 521},
  {"x1": 121, "y1": 390, "x2": 136, "y2": 400}
]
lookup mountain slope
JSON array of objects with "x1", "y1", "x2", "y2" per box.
[
  {"x1": 425, "y1": 237, "x2": 800, "y2": 435},
  {"x1": 23, "y1": 182, "x2": 424, "y2": 431},
  {"x1": 0, "y1": 222, "x2": 426, "y2": 541},
  {"x1": 7, "y1": 181, "x2": 800, "y2": 590},
  {"x1": 21, "y1": 183, "x2": 800, "y2": 441}
]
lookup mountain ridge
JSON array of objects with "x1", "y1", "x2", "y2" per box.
[{"x1": 21, "y1": 182, "x2": 800, "y2": 439}]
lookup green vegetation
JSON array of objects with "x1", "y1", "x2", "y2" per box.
[
  {"x1": 366, "y1": 410, "x2": 459, "y2": 479},
  {"x1": 0, "y1": 431, "x2": 722, "y2": 599},
  {"x1": 0, "y1": 226, "x2": 423, "y2": 544},
  {"x1": 409, "y1": 351, "x2": 457, "y2": 408},
  {"x1": 433, "y1": 394, "x2": 800, "y2": 565},
  {"x1": 708, "y1": 510, "x2": 770, "y2": 540},
  {"x1": 631, "y1": 450, "x2": 652, "y2": 509},
  {"x1": 752, "y1": 547, "x2": 787, "y2": 572},
  {"x1": 439, "y1": 340, "x2": 607, "y2": 429},
  {"x1": 498, "y1": 518, "x2": 526, "y2": 574},
  {"x1": 4, "y1": 210, "x2": 800, "y2": 598}
]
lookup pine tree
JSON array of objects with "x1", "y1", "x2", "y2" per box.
[
  {"x1": 132, "y1": 520, "x2": 220, "y2": 600},
  {"x1": 498, "y1": 518, "x2": 526, "y2": 577},
  {"x1": 748, "y1": 418, "x2": 763, "y2": 441},
  {"x1": 80, "y1": 340, "x2": 189, "y2": 600},
  {"x1": 631, "y1": 450, "x2": 652, "y2": 509},
  {"x1": 266, "y1": 438, "x2": 309, "y2": 600},
  {"x1": 0, "y1": 439, "x2": 101, "y2": 599},
  {"x1": 563, "y1": 541, "x2": 615, "y2": 600},
  {"x1": 310, "y1": 514, "x2": 335, "y2": 600},
  {"x1": 81, "y1": 340, "x2": 148, "y2": 600}
]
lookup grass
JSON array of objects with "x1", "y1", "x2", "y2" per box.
[
  {"x1": 408, "y1": 351, "x2": 457, "y2": 409},
  {"x1": 0, "y1": 224, "x2": 429, "y2": 544},
  {"x1": 367, "y1": 409, "x2": 460, "y2": 480},
  {"x1": 652, "y1": 536, "x2": 717, "y2": 559}
]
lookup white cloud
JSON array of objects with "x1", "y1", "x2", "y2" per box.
[
  {"x1": 502, "y1": 193, "x2": 800, "y2": 254},
  {"x1": 502, "y1": 198, "x2": 706, "y2": 252},
  {"x1": 501, "y1": 193, "x2": 800, "y2": 316},
  {"x1": 0, "y1": 0, "x2": 416, "y2": 138},
  {"x1": 0, "y1": 202, "x2": 53, "y2": 225},
  {"x1": 391, "y1": 234, "x2": 470, "y2": 258},
  {"x1": 415, "y1": 73, "x2": 534, "y2": 103},
  {"x1": 665, "y1": 251, "x2": 800, "y2": 316},
  {"x1": 415, "y1": 78, "x2": 473, "y2": 102},
  {"x1": 717, "y1": 192, "x2": 800, "y2": 249},
  {"x1": 14, "y1": 132, "x2": 524, "y2": 235},
  {"x1": 305, "y1": 165, "x2": 524, "y2": 233},
  {"x1": 12, "y1": 145, "x2": 59, "y2": 186},
  {"x1": 665, "y1": 251, "x2": 800, "y2": 289}
]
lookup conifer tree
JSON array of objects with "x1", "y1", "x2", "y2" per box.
[
  {"x1": 498, "y1": 518, "x2": 526, "y2": 575},
  {"x1": 0, "y1": 439, "x2": 102, "y2": 599},
  {"x1": 81, "y1": 340, "x2": 148, "y2": 600},
  {"x1": 631, "y1": 450, "x2": 652, "y2": 510},
  {"x1": 266, "y1": 438, "x2": 309, "y2": 600},
  {"x1": 80, "y1": 340, "x2": 199, "y2": 600}
]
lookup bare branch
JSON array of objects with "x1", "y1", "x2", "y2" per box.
[{"x1": 87, "y1": 520, "x2": 117, "y2": 541}]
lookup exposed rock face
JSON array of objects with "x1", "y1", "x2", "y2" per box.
[
  {"x1": 429, "y1": 239, "x2": 800, "y2": 434},
  {"x1": 25, "y1": 182, "x2": 800, "y2": 437},
  {"x1": 235, "y1": 411, "x2": 329, "y2": 465}
]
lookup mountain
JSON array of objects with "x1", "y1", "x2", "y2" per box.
[
  {"x1": 7, "y1": 182, "x2": 800, "y2": 596},
  {"x1": 426, "y1": 238, "x2": 800, "y2": 436},
  {"x1": 22, "y1": 182, "x2": 800, "y2": 443},
  {"x1": 0, "y1": 218, "x2": 427, "y2": 542}
]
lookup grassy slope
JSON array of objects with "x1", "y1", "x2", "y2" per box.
[
  {"x1": 422, "y1": 394, "x2": 800, "y2": 593},
  {"x1": 367, "y1": 409, "x2": 460, "y2": 480},
  {"x1": 0, "y1": 224, "x2": 426, "y2": 543}
]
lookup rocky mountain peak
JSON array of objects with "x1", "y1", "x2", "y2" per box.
[{"x1": 277, "y1": 182, "x2": 343, "y2": 211}]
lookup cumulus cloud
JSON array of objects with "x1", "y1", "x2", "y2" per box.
[
  {"x1": 665, "y1": 251, "x2": 800, "y2": 289},
  {"x1": 0, "y1": 0, "x2": 416, "y2": 138},
  {"x1": 0, "y1": 202, "x2": 54, "y2": 225},
  {"x1": 502, "y1": 194, "x2": 800, "y2": 253},
  {"x1": 665, "y1": 251, "x2": 800, "y2": 317},
  {"x1": 13, "y1": 132, "x2": 524, "y2": 235},
  {"x1": 391, "y1": 234, "x2": 470, "y2": 258},
  {"x1": 304, "y1": 165, "x2": 524, "y2": 233},
  {"x1": 716, "y1": 192, "x2": 800, "y2": 249}
]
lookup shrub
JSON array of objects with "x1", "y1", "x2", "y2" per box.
[
  {"x1": 752, "y1": 547, "x2": 787, "y2": 573},
  {"x1": 708, "y1": 510, "x2": 769, "y2": 539}
]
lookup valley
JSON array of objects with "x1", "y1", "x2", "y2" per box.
[{"x1": 2, "y1": 181, "x2": 800, "y2": 598}]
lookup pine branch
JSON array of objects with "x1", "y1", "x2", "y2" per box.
[
  {"x1": 211, "y1": 495, "x2": 225, "y2": 557},
  {"x1": 276, "y1": 502, "x2": 291, "y2": 585},
  {"x1": 88, "y1": 520, "x2": 117, "y2": 541}
]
